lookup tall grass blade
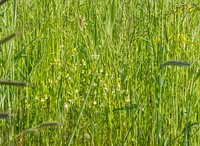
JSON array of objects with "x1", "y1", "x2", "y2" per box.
[
  {"x1": 123, "y1": 125, "x2": 133, "y2": 145},
  {"x1": 106, "y1": 0, "x2": 116, "y2": 36}
]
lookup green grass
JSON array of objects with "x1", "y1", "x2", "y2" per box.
[{"x1": 0, "y1": 0, "x2": 200, "y2": 145}]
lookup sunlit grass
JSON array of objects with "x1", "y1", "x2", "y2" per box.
[{"x1": 0, "y1": 0, "x2": 200, "y2": 145}]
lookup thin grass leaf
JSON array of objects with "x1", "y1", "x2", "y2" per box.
[
  {"x1": 123, "y1": 125, "x2": 133, "y2": 145},
  {"x1": 106, "y1": 0, "x2": 116, "y2": 36},
  {"x1": 35, "y1": 121, "x2": 59, "y2": 128},
  {"x1": 172, "y1": 122, "x2": 199, "y2": 143},
  {"x1": 0, "y1": 0, "x2": 8, "y2": 5},
  {"x1": 0, "y1": 80, "x2": 29, "y2": 87},
  {"x1": 0, "y1": 32, "x2": 18, "y2": 44},
  {"x1": 194, "y1": 68, "x2": 200, "y2": 82},
  {"x1": 161, "y1": 60, "x2": 191, "y2": 68},
  {"x1": 0, "y1": 112, "x2": 11, "y2": 119},
  {"x1": 13, "y1": 0, "x2": 17, "y2": 22}
]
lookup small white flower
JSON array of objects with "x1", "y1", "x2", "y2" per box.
[
  {"x1": 48, "y1": 79, "x2": 53, "y2": 84},
  {"x1": 121, "y1": 90, "x2": 125, "y2": 94},
  {"x1": 64, "y1": 104, "x2": 69, "y2": 108},
  {"x1": 60, "y1": 45, "x2": 64, "y2": 48},
  {"x1": 68, "y1": 99, "x2": 74, "y2": 104},
  {"x1": 41, "y1": 98, "x2": 45, "y2": 102},
  {"x1": 99, "y1": 69, "x2": 103, "y2": 73},
  {"x1": 125, "y1": 98, "x2": 130, "y2": 103},
  {"x1": 92, "y1": 54, "x2": 99, "y2": 60}
]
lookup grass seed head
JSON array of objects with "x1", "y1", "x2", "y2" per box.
[
  {"x1": 161, "y1": 60, "x2": 191, "y2": 68},
  {"x1": 23, "y1": 129, "x2": 38, "y2": 134},
  {"x1": 0, "y1": 112, "x2": 12, "y2": 119},
  {"x1": 35, "y1": 121, "x2": 59, "y2": 128}
]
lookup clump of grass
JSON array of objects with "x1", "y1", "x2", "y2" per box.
[
  {"x1": 1, "y1": 0, "x2": 200, "y2": 145},
  {"x1": 0, "y1": 2, "x2": 29, "y2": 145}
]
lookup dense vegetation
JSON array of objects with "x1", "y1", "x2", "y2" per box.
[{"x1": 0, "y1": 0, "x2": 200, "y2": 145}]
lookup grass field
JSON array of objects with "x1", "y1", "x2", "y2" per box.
[{"x1": 0, "y1": 0, "x2": 200, "y2": 145}]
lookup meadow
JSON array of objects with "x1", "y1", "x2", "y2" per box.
[{"x1": 0, "y1": 0, "x2": 200, "y2": 145}]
